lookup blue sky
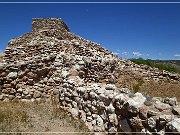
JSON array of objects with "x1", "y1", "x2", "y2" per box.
[{"x1": 0, "y1": 1, "x2": 180, "y2": 60}]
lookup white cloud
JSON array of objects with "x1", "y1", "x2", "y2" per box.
[
  {"x1": 146, "y1": 54, "x2": 150, "y2": 57},
  {"x1": 174, "y1": 54, "x2": 180, "y2": 57},
  {"x1": 132, "y1": 52, "x2": 143, "y2": 57},
  {"x1": 112, "y1": 52, "x2": 119, "y2": 55},
  {"x1": 122, "y1": 51, "x2": 129, "y2": 55}
]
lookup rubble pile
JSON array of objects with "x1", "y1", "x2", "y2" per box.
[{"x1": 0, "y1": 18, "x2": 179, "y2": 134}]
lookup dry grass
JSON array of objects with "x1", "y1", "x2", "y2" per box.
[
  {"x1": 140, "y1": 80, "x2": 180, "y2": 100},
  {"x1": 0, "y1": 98, "x2": 92, "y2": 135},
  {"x1": 116, "y1": 73, "x2": 143, "y2": 91},
  {"x1": 0, "y1": 102, "x2": 28, "y2": 132},
  {"x1": 0, "y1": 53, "x2": 4, "y2": 62},
  {"x1": 116, "y1": 73, "x2": 180, "y2": 101}
]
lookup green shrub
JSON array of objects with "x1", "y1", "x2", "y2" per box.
[
  {"x1": 133, "y1": 79, "x2": 144, "y2": 93},
  {"x1": 129, "y1": 58, "x2": 180, "y2": 73}
]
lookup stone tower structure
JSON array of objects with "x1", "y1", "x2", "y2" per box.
[{"x1": 32, "y1": 18, "x2": 70, "y2": 32}]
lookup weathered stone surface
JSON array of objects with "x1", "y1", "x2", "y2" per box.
[
  {"x1": 33, "y1": 91, "x2": 42, "y2": 98},
  {"x1": 147, "y1": 117, "x2": 156, "y2": 129},
  {"x1": 141, "y1": 128, "x2": 152, "y2": 135},
  {"x1": 87, "y1": 116, "x2": 93, "y2": 122},
  {"x1": 163, "y1": 97, "x2": 177, "y2": 106},
  {"x1": 119, "y1": 119, "x2": 132, "y2": 133},
  {"x1": 106, "y1": 103, "x2": 115, "y2": 114},
  {"x1": 120, "y1": 88, "x2": 131, "y2": 94},
  {"x1": 0, "y1": 63, "x2": 6, "y2": 70},
  {"x1": 0, "y1": 94, "x2": 5, "y2": 101},
  {"x1": 7, "y1": 72, "x2": 17, "y2": 79},
  {"x1": 159, "y1": 115, "x2": 174, "y2": 122},
  {"x1": 53, "y1": 89, "x2": 59, "y2": 95},
  {"x1": 155, "y1": 102, "x2": 172, "y2": 111},
  {"x1": 96, "y1": 116, "x2": 104, "y2": 127},
  {"x1": 108, "y1": 126, "x2": 117, "y2": 133},
  {"x1": 23, "y1": 90, "x2": 29, "y2": 95},
  {"x1": 69, "y1": 108, "x2": 79, "y2": 118},
  {"x1": 8, "y1": 95, "x2": 15, "y2": 100},
  {"x1": 147, "y1": 110, "x2": 160, "y2": 117},
  {"x1": 129, "y1": 117, "x2": 144, "y2": 131},
  {"x1": 0, "y1": 18, "x2": 179, "y2": 134},
  {"x1": 32, "y1": 18, "x2": 70, "y2": 32},
  {"x1": 105, "y1": 84, "x2": 116, "y2": 90},
  {"x1": 172, "y1": 105, "x2": 180, "y2": 115},
  {"x1": 167, "y1": 118, "x2": 180, "y2": 132},
  {"x1": 129, "y1": 92, "x2": 146, "y2": 108}
]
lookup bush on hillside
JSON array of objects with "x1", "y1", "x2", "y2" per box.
[{"x1": 129, "y1": 58, "x2": 179, "y2": 73}]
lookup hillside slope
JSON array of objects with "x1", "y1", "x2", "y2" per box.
[{"x1": 153, "y1": 60, "x2": 180, "y2": 70}]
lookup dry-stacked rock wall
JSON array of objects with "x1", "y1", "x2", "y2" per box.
[
  {"x1": 0, "y1": 18, "x2": 180, "y2": 134},
  {"x1": 32, "y1": 18, "x2": 70, "y2": 32},
  {"x1": 59, "y1": 80, "x2": 180, "y2": 134}
]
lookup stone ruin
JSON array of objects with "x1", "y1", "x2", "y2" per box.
[
  {"x1": 32, "y1": 18, "x2": 70, "y2": 32},
  {"x1": 0, "y1": 18, "x2": 180, "y2": 134}
]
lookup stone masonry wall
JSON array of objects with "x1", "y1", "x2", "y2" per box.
[
  {"x1": 32, "y1": 18, "x2": 70, "y2": 32},
  {"x1": 59, "y1": 78, "x2": 180, "y2": 134},
  {"x1": 0, "y1": 18, "x2": 180, "y2": 134}
]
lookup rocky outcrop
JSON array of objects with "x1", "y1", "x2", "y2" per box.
[{"x1": 0, "y1": 18, "x2": 179, "y2": 134}]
